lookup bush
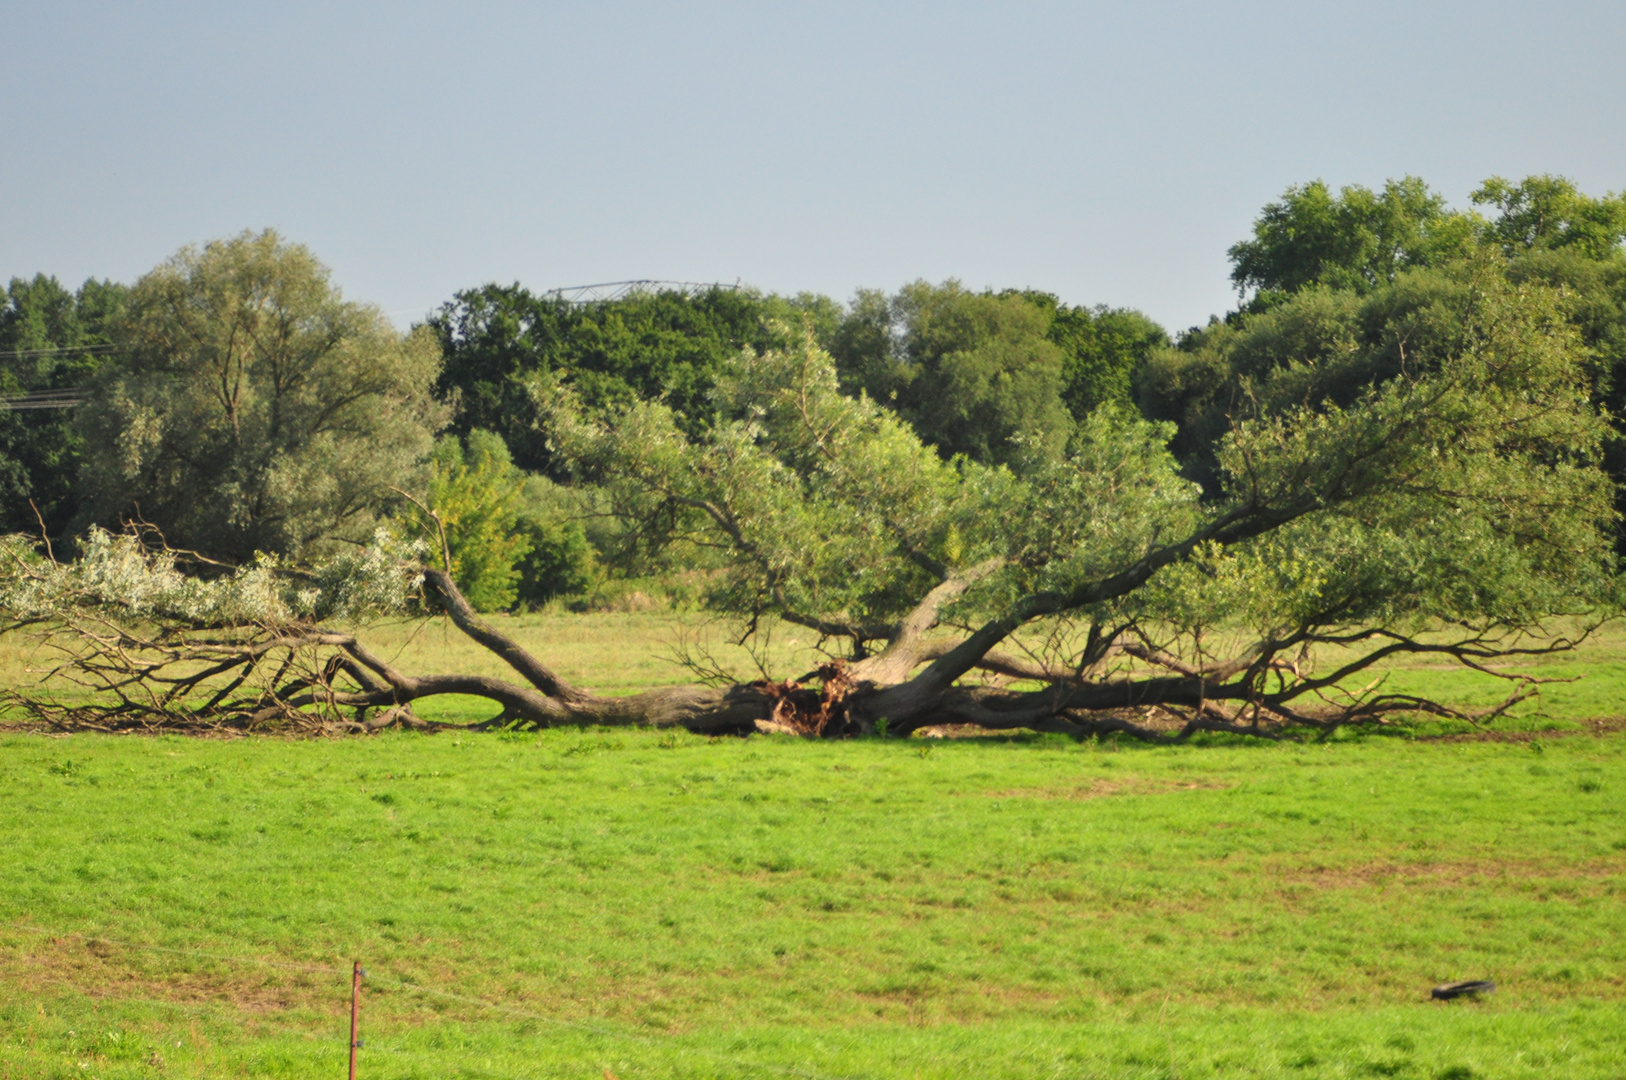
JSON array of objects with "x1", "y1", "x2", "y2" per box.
[{"x1": 515, "y1": 512, "x2": 597, "y2": 608}]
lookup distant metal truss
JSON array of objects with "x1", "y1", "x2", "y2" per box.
[{"x1": 540, "y1": 279, "x2": 743, "y2": 304}]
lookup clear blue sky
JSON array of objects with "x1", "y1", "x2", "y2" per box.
[{"x1": 4, "y1": 1, "x2": 1623, "y2": 333}]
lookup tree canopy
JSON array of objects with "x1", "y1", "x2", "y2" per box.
[
  {"x1": 1472, "y1": 174, "x2": 1626, "y2": 260},
  {"x1": 430, "y1": 284, "x2": 841, "y2": 476},
  {"x1": 1227, "y1": 176, "x2": 1479, "y2": 303},
  {"x1": 0, "y1": 274, "x2": 127, "y2": 537},
  {"x1": 1208, "y1": 173, "x2": 1626, "y2": 551},
  {"x1": 829, "y1": 281, "x2": 1165, "y2": 469},
  {"x1": 73, "y1": 230, "x2": 445, "y2": 563}
]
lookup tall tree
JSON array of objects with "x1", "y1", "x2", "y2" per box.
[
  {"x1": 74, "y1": 230, "x2": 446, "y2": 563},
  {"x1": 1228, "y1": 176, "x2": 1478, "y2": 302},
  {"x1": 1473, "y1": 175, "x2": 1626, "y2": 260},
  {"x1": 1221, "y1": 173, "x2": 1626, "y2": 549}
]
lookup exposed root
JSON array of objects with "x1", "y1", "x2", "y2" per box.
[{"x1": 753, "y1": 661, "x2": 856, "y2": 736}]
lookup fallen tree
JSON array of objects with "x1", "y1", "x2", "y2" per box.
[{"x1": 0, "y1": 268, "x2": 1618, "y2": 740}]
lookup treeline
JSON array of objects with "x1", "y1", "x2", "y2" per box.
[
  {"x1": 427, "y1": 279, "x2": 1164, "y2": 476},
  {"x1": 4, "y1": 173, "x2": 1623, "y2": 611}
]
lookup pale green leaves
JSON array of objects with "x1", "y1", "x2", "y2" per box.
[{"x1": 0, "y1": 527, "x2": 424, "y2": 628}]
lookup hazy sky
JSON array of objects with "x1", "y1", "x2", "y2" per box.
[{"x1": 4, "y1": 1, "x2": 1624, "y2": 332}]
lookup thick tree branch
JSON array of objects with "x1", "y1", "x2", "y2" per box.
[{"x1": 419, "y1": 567, "x2": 590, "y2": 703}]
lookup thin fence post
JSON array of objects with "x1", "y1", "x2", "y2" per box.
[{"x1": 349, "y1": 959, "x2": 362, "y2": 1080}]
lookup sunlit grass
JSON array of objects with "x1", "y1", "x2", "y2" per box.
[{"x1": 1, "y1": 723, "x2": 1623, "y2": 1077}]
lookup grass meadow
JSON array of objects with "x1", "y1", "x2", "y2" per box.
[{"x1": 0, "y1": 613, "x2": 1623, "y2": 1079}]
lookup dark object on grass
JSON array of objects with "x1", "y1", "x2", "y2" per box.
[{"x1": 1432, "y1": 980, "x2": 1496, "y2": 1000}]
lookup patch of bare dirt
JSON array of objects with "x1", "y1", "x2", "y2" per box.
[
  {"x1": 0, "y1": 936, "x2": 343, "y2": 1016},
  {"x1": 1417, "y1": 716, "x2": 1626, "y2": 743},
  {"x1": 982, "y1": 777, "x2": 1231, "y2": 800},
  {"x1": 1269, "y1": 856, "x2": 1626, "y2": 891}
]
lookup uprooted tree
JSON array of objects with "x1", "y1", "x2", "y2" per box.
[{"x1": 0, "y1": 265, "x2": 1618, "y2": 740}]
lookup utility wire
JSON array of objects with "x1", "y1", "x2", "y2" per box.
[
  {"x1": 0, "y1": 343, "x2": 124, "y2": 361},
  {"x1": 0, "y1": 388, "x2": 88, "y2": 410}
]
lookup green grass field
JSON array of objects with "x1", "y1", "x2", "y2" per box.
[{"x1": 1, "y1": 613, "x2": 1624, "y2": 1078}]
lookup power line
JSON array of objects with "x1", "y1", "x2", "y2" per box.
[
  {"x1": 0, "y1": 388, "x2": 88, "y2": 410},
  {"x1": 0, "y1": 342, "x2": 123, "y2": 361}
]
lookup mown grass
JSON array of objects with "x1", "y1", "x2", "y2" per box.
[
  {"x1": 1, "y1": 614, "x2": 1624, "y2": 1078},
  {"x1": 2, "y1": 722, "x2": 1624, "y2": 1078}
]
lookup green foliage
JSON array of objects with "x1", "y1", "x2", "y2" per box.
[
  {"x1": 430, "y1": 284, "x2": 840, "y2": 474},
  {"x1": 0, "y1": 274, "x2": 127, "y2": 536},
  {"x1": 1129, "y1": 262, "x2": 1615, "y2": 646},
  {"x1": 0, "y1": 526, "x2": 421, "y2": 627},
  {"x1": 1473, "y1": 174, "x2": 1626, "y2": 260},
  {"x1": 2, "y1": 729, "x2": 1624, "y2": 1077},
  {"x1": 405, "y1": 430, "x2": 598, "y2": 611},
  {"x1": 1002, "y1": 406, "x2": 1201, "y2": 600},
  {"x1": 514, "y1": 476, "x2": 598, "y2": 608},
  {"x1": 830, "y1": 280, "x2": 1075, "y2": 468},
  {"x1": 556, "y1": 268, "x2": 1614, "y2": 682},
  {"x1": 1223, "y1": 172, "x2": 1626, "y2": 554},
  {"x1": 407, "y1": 430, "x2": 535, "y2": 612},
  {"x1": 1228, "y1": 176, "x2": 1479, "y2": 301},
  {"x1": 74, "y1": 230, "x2": 446, "y2": 563},
  {"x1": 1048, "y1": 302, "x2": 1169, "y2": 421},
  {"x1": 546, "y1": 334, "x2": 1006, "y2": 631},
  {"x1": 1144, "y1": 264, "x2": 1521, "y2": 481},
  {"x1": 832, "y1": 283, "x2": 1167, "y2": 464}
]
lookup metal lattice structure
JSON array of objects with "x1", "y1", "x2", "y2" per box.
[{"x1": 540, "y1": 279, "x2": 743, "y2": 304}]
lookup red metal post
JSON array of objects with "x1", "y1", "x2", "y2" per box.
[{"x1": 348, "y1": 960, "x2": 361, "y2": 1080}]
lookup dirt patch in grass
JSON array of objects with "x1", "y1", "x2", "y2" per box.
[
  {"x1": 1416, "y1": 716, "x2": 1626, "y2": 743},
  {"x1": 0, "y1": 937, "x2": 343, "y2": 1017},
  {"x1": 982, "y1": 777, "x2": 1231, "y2": 800},
  {"x1": 1272, "y1": 856, "x2": 1626, "y2": 891}
]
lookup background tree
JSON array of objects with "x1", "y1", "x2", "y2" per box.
[
  {"x1": 74, "y1": 230, "x2": 446, "y2": 563},
  {"x1": 406, "y1": 430, "x2": 534, "y2": 612},
  {"x1": 828, "y1": 280, "x2": 1075, "y2": 468},
  {"x1": 1227, "y1": 176, "x2": 1478, "y2": 306},
  {"x1": 512, "y1": 487, "x2": 598, "y2": 609},
  {"x1": 1138, "y1": 268, "x2": 1479, "y2": 491},
  {"x1": 0, "y1": 275, "x2": 127, "y2": 537},
  {"x1": 1008, "y1": 290, "x2": 1169, "y2": 420},
  {"x1": 1209, "y1": 173, "x2": 1626, "y2": 549},
  {"x1": 1472, "y1": 174, "x2": 1626, "y2": 260},
  {"x1": 430, "y1": 284, "x2": 841, "y2": 475}
]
